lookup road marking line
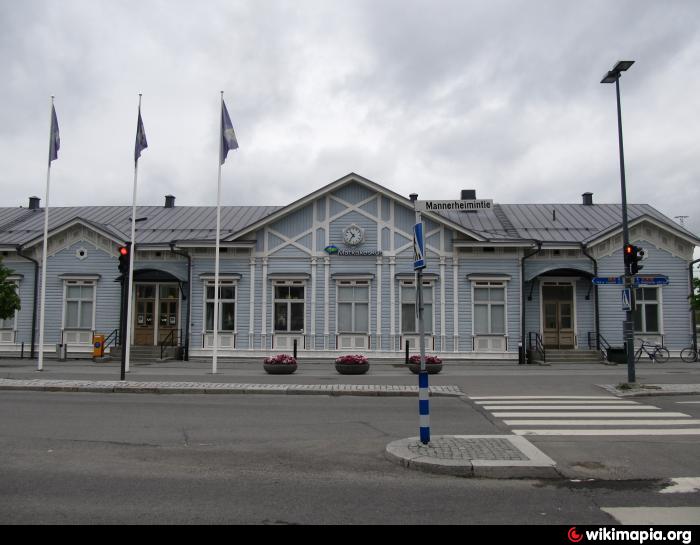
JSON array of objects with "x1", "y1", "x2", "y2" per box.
[
  {"x1": 483, "y1": 405, "x2": 659, "y2": 410},
  {"x1": 601, "y1": 507, "x2": 700, "y2": 525},
  {"x1": 503, "y1": 419, "x2": 700, "y2": 426},
  {"x1": 493, "y1": 411, "x2": 690, "y2": 418},
  {"x1": 514, "y1": 429, "x2": 700, "y2": 436},
  {"x1": 470, "y1": 396, "x2": 615, "y2": 400},
  {"x1": 474, "y1": 400, "x2": 639, "y2": 405},
  {"x1": 660, "y1": 477, "x2": 700, "y2": 494},
  {"x1": 676, "y1": 401, "x2": 700, "y2": 404}
]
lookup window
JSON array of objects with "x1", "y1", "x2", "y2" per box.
[
  {"x1": 633, "y1": 287, "x2": 659, "y2": 333},
  {"x1": 274, "y1": 282, "x2": 305, "y2": 332},
  {"x1": 64, "y1": 281, "x2": 95, "y2": 329},
  {"x1": 400, "y1": 281, "x2": 433, "y2": 334},
  {"x1": 473, "y1": 281, "x2": 505, "y2": 335},
  {"x1": 337, "y1": 281, "x2": 369, "y2": 333},
  {"x1": 0, "y1": 280, "x2": 18, "y2": 330},
  {"x1": 205, "y1": 282, "x2": 236, "y2": 331}
]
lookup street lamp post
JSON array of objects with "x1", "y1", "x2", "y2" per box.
[{"x1": 601, "y1": 60, "x2": 636, "y2": 383}]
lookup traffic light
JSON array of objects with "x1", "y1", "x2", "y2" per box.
[
  {"x1": 630, "y1": 245, "x2": 645, "y2": 274},
  {"x1": 118, "y1": 243, "x2": 131, "y2": 274},
  {"x1": 624, "y1": 243, "x2": 634, "y2": 271}
]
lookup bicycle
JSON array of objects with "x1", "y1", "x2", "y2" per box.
[
  {"x1": 634, "y1": 340, "x2": 670, "y2": 364},
  {"x1": 680, "y1": 344, "x2": 699, "y2": 363}
]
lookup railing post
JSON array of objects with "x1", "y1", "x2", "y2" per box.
[
  {"x1": 293, "y1": 339, "x2": 297, "y2": 360},
  {"x1": 405, "y1": 340, "x2": 409, "y2": 364}
]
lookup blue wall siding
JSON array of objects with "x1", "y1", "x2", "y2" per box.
[{"x1": 598, "y1": 241, "x2": 692, "y2": 350}]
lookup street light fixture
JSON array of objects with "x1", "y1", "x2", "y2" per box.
[{"x1": 601, "y1": 60, "x2": 636, "y2": 383}]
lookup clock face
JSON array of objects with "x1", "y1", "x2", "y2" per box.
[{"x1": 343, "y1": 225, "x2": 364, "y2": 246}]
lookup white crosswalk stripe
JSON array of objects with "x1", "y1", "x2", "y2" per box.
[{"x1": 471, "y1": 395, "x2": 700, "y2": 437}]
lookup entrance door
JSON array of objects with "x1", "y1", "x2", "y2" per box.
[
  {"x1": 158, "y1": 284, "x2": 179, "y2": 344},
  {"x1": 542, "y1": 284, "x2": 574, "y2": 348},
  {"x1": 134, "y1": 284, "x2": 156, "y2": 345}
]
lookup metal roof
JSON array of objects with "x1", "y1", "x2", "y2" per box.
[
  {"x1": 0, "y1": 205, "x2": 281, "y2": 246},
  {"x1": 0, "y1": 188, "x2": 696, "y2": 248}
]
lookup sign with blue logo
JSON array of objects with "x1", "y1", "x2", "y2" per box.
[
  {"x1": 324, "y1": 245, "x2": 339, "y2": 255},
  {"x1": 413, "y1": 222, "x2": 426, "y2": 270},
  {"x1": 634, "y1": 275, "x2": 669, "y2": 285},
  {"x1": 592, "y1": 276, "x2": 624, "y2": 285}
]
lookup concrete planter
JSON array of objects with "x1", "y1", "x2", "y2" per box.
[
  {"x1": 335, "y1": 362, "x2": 370, "y2": 375},
  {"x1": 407, "y1": 363, "x2": 443, "y2": 375},
  {"x1": 263, "y1": 363, "x2": 298, "y2": 374}
]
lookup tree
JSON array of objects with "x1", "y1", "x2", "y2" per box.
[{"x1": 0, "y1": 259, "x2": 20, "y2": 320}]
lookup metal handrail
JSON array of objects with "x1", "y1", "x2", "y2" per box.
[
  {"x1": 159, "y1": 328, "x2": 181, "y2": 360},
  {"x1": 104, "y1": 328, "x2": 120, "y2": 348},
  {"x1": 527, "y1": 332, "x2": 546, "y2": 364}
]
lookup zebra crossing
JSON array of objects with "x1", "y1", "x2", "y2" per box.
[{"x1": 470, "y1": 395, "x2": 700, "y2": 436}]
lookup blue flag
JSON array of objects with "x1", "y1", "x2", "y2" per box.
[
  {"x1": 134, "y1": 107, "x2": 148, "y2": 163},
  {"x1": 49, "y1": 104, "x2": 60, "y2": 163},
  {"x1": 220, "y1": 99, "x2": 239, "y2": 165}
]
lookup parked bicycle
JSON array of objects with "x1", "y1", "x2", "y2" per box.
[
  {"x1": 680, "y1": 343, "x2": 699, "y2": 363},
  {"x1": 634, "y1": 340, "x2": 670, "y2": 364}
]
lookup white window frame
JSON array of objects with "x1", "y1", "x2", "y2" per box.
[
  {"x1": 471, "y1": 281, "x2": 507, "y2": 336},
  {"x1": 202, "y1": 279, "x2": 238, "y2": 333},
  {"x1": 62, "y1": 280, "x2": 96, "y2": 331},
  {"x1": 272, "y1": 280, "x2": 306, "y2": 333},
  {"x1": 399, "y1": 279, "x2": 435, "y2": 335},
  {"x1": 335, "y1": 279, "x2": 370, "y2": 334},
  {"x1": 633, "y1": 286, "x2": 663, "y2": 335}
]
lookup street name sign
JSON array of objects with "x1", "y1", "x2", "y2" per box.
[
  {"x1": 634, "y1": 275, "x2": 669, "y2": 285},
  {"x1": 415, "y1": 199, "x2": 493, "y2": 213},
  {"x1": 592, "y1": 276, "x2": 624, "y2": 285}
]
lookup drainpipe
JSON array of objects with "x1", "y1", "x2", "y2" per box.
[
  {"x1": 520, "y1": 240, "x2": 542, "y2": 364},
  {"x1": 581, "y1": 244, "x2": 600, "y2": 351},
  {"x1": 691, "y1": 258, "x2": 700, "y2": 354},
  {"x1": 169, "y1": 242, "x2": 191, "y2": 361},
  {"x1": 15, "y1": 245, "x2": 39, "y2": 359}
]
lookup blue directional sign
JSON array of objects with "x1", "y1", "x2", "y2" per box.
[
  {"x1": 634, "y1": 275, "x2": 669, "y2": 285},
  {"x1": 592, "y1": 276, "x2": 624, "y2": 285},
  {"x1": 621, "y1": 288, "x2": 632, "y2": 311},
  {"x1": 413, "y1": 222, "x2": 426, "y2": 270}
]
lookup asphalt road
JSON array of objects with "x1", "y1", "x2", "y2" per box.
[{"x1": 1, "y1": 388, "x2": 699, "y2": 525}]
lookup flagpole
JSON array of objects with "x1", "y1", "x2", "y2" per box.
[
  {"x1": 212, "y1": 91, "x2": 223, "y2": 374},
  {"x1": 124, "y1": 94, "x2": 143, "y2": 376},
  {"x1": 37, "y1": 96, "x2": 55, "y2": 371}
]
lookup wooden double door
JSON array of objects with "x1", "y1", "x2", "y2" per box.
[
  {"x1": 134, "y1": 283, "x2": 180, "y2": 346},
  {"x1": 542, "y1": 284, "x2": 575, "y2": 349}
]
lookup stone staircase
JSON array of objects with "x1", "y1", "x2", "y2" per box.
[{"x1": 532, "y1": 349, "x2": 603, "y2": 365}]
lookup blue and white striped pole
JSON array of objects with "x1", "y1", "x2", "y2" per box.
[{"x1": 411, "y1": 193, "x2": 430, "y2": 444}]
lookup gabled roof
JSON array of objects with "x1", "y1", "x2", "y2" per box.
[{"x1": 223, "y1": 172, "x2": 489, "y2": 242}]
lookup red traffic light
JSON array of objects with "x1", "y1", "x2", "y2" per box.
[
  {"x1": 624, "y1": 244, "x2": 633, "y2": 255},
  {"x1": 119, "y1": 246, "x2": 129, "y2": 256}
]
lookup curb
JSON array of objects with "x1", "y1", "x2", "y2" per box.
[
  {"x1": 385, "y1": 435, "x2": 560, "y2": 479},
  {"x1": 598, "y1": 384, "x2": 700, "y2": 398},
  {"x1": 0, "y1": 379, "x2": 464, "y2": 398}
]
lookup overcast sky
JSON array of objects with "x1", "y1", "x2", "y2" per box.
[{"x1": 1, "y1": 0, "x2": 699, "y2": 243}]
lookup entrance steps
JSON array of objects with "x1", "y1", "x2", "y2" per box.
[
  {"x1": 533, "y1": 349, "x2": 603, "y2": 365},
  {"x1": 108, "y1": 345, "x2": 179, "y2": 362}
]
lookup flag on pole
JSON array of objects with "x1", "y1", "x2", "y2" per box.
[
  {"x1": 220, "y1": 99, "x2": 239, "y2": 165},
  {"x1": 134, "y1": 107, "x2": 148, "y2": 163},
  {"x1": 49, "y1": 104, "x2": 60, "y2": 163}
]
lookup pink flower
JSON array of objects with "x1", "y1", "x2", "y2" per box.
[
  {"x1": 335, "y1": 354, "x2": 369, "y2": 365},
  {"x1": 264, "y1": 354, "x2": 297, "y2": 365},
  {"x1": 408, "y1": 355, "x2": 442, "y2": 365}
]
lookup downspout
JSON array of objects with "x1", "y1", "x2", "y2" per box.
[
  {"x1": 691, "y1": 258, "x2": 700, "y2": 354},
  {"x1": 15, "y1": 245, "x2": 38, "y2": 359},
  {"x1": 169, "y1": 242, "x2": 191, "y2": 361},
  {"x1": 581, "y1": 244, "x2": 600, "y2": 351},
  {"x1": 520, "y1": 240, "x2": 542, "y2": 363}
]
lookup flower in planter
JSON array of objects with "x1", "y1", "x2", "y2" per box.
[
  {"x1": 335, "y1": 354, "x2": 369, "y2": 365},
  {"x1": 264, "y1": 354, "x2": 297, "y2": 365},
  {"x1": 408, "y1": 355, "x2": 442, "y2": 365}
]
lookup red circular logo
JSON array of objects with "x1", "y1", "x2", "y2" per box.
[{"x1": 568, "y1": 527, "x2": 583, "y2": 543}]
